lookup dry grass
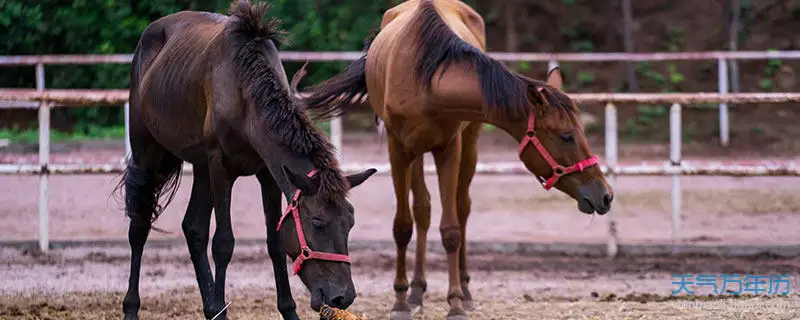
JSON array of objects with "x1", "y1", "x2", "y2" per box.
[{"x1": 2, "y1": 291, "x2": 798, "y2": 320}]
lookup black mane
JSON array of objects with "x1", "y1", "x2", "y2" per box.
[
  {"x1": 227, "y1": 0, "x2": 348, "y2": 204},
  {"x1": 413, "y1": 0, "x2": 574, "y2": 121}
]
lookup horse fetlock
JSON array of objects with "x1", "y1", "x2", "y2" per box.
[
  {"x1": 122, "y1": 292, "x2": 140, "y2": 315},
  {"x1": 393, "y1": 281, "x2": 410, "y2": 293},
  {"x1": 439, "y1": 227, "x2": 462, "y2": 253},
  {"x1": 410, "y1": 279, "x2": 427, "y2": 292},
  {"x1": 276, "y1": 296, "x2": 297, "y2": 315}
]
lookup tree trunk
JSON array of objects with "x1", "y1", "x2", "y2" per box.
[
  {"x1": 622, "y1": 0, "x2": 637, "y2": 92},
  {"x1": 727, "y1": 0, "x2": 741, "y2": 93},
  {"x1": 504, "y1": 0, "x2": 519, "y2": 71}
]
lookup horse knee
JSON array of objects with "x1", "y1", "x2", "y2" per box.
[
  {"x1": 439, "y1": 227, "x2": 462, "y2": 253},
  {"x1": 211, "y1": 230, "x2": 235, "y2": 263},
  {"x1": 393, "y1": 213, "x2": 413, "y2": 247}
]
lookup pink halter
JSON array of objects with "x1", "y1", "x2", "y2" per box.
[
  {"x1": 276, "y1": 169, "x2": 351, "y2": 275},
  {"x1": 517, "y1": 110, "x2": 599, "y2": 190}
]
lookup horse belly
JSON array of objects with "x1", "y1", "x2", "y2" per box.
[{"x1": 388, "y1": 118, "x2": 464, "y2": 156}]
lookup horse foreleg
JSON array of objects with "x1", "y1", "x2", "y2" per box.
[
  {"x1": 456, "y1": 124, "x2": 481, "y2": 311},
  {"x1": 208, "y1": 149, "x2": 236, "y2": 320},
  {"x1": 388, "y1": 136, "x2": 415, "y2": 320},
  {"x1": 257, "y1": 170, "x2": 300, "y2": 320},
  {"x1": 181, "y1": 164, "x2": 215, "y2": 318},
  {"x1": 408, "y1": 157, "x2": 430, "y2": 313},
  {"x1": 432, "y1": 134, "x2": 468, "y2": 320}
]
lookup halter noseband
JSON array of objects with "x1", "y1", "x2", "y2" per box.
[
  {"x1": 276, "y1": 169, "x2": 351, "y2": 275},
  {"x1": 517, "y1": 110, "x2": 599, "y2": 190}
]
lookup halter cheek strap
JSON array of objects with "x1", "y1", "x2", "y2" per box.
[
  {"x1": 518, "y1": 111, "x2": 599, "y2": 190},
  {"x1": 276, "y1": 169, "x2": 351, "y2": 275}
]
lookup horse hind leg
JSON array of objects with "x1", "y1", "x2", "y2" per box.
[
  {"x1": 121, "y1": 138, "x2": 183, "y2": 320},
  {"x1": 457, "y1": 123, "x2": 482, "y2": 311},
  {"x1": 408, "y1": 156, "x2": 430, "y2": 314}
]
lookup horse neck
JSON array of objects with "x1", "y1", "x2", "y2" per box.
[
  {"x1": 428, "y1": 65, "x2": 531, "y2": 140},
  {"x1": 248, "y1": 132, "x2": 318, "y2": 199}
]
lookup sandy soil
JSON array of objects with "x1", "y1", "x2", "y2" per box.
[
  {"x1": 1, "y1": 244, "x2": 799, "y2": 320},
  {"x1": 1, "y1": 173, "x2": 799, "y2": 247}
]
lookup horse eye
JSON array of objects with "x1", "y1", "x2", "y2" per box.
[
  {"x1": 560, "y1": 132, "x2": 575, "y2": 143},
  {"x1": 311, "y1": 217, "x2": 327, "y2": 228}
]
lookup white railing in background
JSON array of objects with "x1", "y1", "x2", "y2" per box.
[
  {"x1": 2, "y1": 51, "x2": 800, "y2": 256},
  {"x1": 4, "y1": 50, "x2": 800, "y2": 146}
]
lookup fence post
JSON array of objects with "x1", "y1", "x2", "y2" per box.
[
  {"x1": 718, "y1": 58, "x2": 730, "y2": 147},
  {"x1": 669, "y1": 102, "x2": 682, "y2": 248},
  {"x1": 548, "y1": 59, "x2": 559, "y2": 73},
  {"x1": 331, "y1": 117, "x2": 343, "y2": 162},
  {"x1": 124, "y1": 101, "x2": 131, "y2": 161},
  {"x1": 36, "y1": 63, "x2": 50, "y2": 253},
  {"x1": 604, "y1": 102, "x2": 618, "y2": 258}
]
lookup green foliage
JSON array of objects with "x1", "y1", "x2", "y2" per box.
[
  {"x1": 577, "y1": 71, "x2": 594, "y2": 86},
  {"x1": 759, "y1": 48, "x2": 782, "y2": 91},
  {"x1": 0, "y1": 125, "x2": 125, "y2": 143},
  {"x1": 0, "y1": 0, "x2": 391, "y2": 134}
]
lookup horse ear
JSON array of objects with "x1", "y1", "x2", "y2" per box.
[
  {"x1": 282, "y1": 165, "x2": 319, "y2": 195},
  {"x1": 546, "y1": 66, "x2": 564, "y2": 91},
  {"x1": 290, "y1": 61, "x2": 310, "y2": 94},
  {"x1": 346, "y1": 168, "x2": 377, "y2": 189}
]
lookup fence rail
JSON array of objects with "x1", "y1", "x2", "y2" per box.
[
  {"x1": 2, "y1": 50, "x2": 800, "y2": 256},
  {"x1": 3, "y1": 50, "x2": 800, "y2": 65},
  {"x1": 4, "y1": 89, "x2": 800, "y2": 107}
]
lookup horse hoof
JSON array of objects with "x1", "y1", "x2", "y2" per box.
[
  {"x1": 123, "y1": 314, "x2": 139, "y2": 320},
  {"x1": 463, "y1": 299, "x2": 474, "y2": 311},
  {"x1": 390, "y1": 310, "x2": 413, "y2": 320},
  {"x1": 410, "y1": 303, "x2": 423, "y2": 315},
  {"x1": 446, "y1": 313, "x2": 469, "y2": 320}
]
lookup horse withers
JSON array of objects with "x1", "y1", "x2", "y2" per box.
[
  {"x1": 301, "y1": 0, "x2": 613, "y2": 319},
  {"x1": 117, "y1": 1, "x2": 376, "y2": 319}
]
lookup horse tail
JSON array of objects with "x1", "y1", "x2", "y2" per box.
[
  {"x1": 300, "y1": 55, "x2": 368, "y2": 121},
  {"x1": 113, "y1": 157, "x2": 183, "y2": 231},
  {"x1": 300, "y1": 27, "x2": 379, "y2": 121}
]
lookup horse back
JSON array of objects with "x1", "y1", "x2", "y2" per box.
[
  {"x1": 130, "y1": 11, "x2": 229, "y2": 156},
  {"x1": 370, "y1": 1, "x2": 486, "y2": 117}
]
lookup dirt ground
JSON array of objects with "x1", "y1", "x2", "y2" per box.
[
  {"x1": 2, "y1": 243, "x2": 800, "y2": 320},
  {"x1": 1, "y1": 132, "x2": 799, "y2": 319}
]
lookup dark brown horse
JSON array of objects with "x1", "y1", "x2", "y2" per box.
[
  {"x1": 300, "y1": 0, "x2": 614, "y2": 319},
  {"x1": 117, "y1": 1, "x2": 376, "y2": 319}
]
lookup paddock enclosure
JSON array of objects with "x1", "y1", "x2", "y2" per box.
[{"x1": 2, "y1": 9, "x2": 800, "y2": 320}]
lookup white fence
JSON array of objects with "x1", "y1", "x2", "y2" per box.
[{"x1": 2, "y1": 51, "x2": 800, "y2": 256}]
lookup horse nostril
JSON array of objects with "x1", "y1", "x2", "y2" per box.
[
  {"x1": 603, "y1": 194, "x2": 613, "y2": 208},
  {"x1": 330, "y1": 295, "x2": 346, "y2": 308}
]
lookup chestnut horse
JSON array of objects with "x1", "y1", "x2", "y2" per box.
[
  {"x1": 301, "y1": 0, "x2": 614, "y2": 319},
  {"x1": 117, "y1": 1, "x2": 376, "y2": 319}
]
